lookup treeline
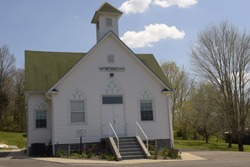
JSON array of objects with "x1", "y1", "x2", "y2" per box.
[
  {"x1": 0, "y1": 45, "x2": 26, "y2": 132},
  {"x1": 162, "y1": 21, "x2": 250, "y2": 151}
]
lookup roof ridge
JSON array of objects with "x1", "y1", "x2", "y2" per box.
[
  {"x1": 96, "y1": 2, "x2": 122, "y2": 13},
  {"x1": 25, "y1": 50, "x2": 86, "y2": 54}
]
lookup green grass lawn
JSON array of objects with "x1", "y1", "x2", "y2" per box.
[
  {"x1": 0, "y1": 131, "x2": 27, "y2": 149},
  {"x1": 175, "y1": 139, "x2": 250, "y2": 152}
]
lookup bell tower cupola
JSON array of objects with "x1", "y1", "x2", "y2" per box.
[{"x1": 91, "y1": 2, "x2": 123, "y2": 42}]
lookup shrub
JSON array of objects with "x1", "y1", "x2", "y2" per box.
[
  {"x1": 56, "y1": 148, "x2": 68, "y2": 157},
  {"x1": 87, "y1": 144, "x2": 96, "y2": 158},
  {"x1": 107, "y1": 155, "x2": 115, "y2": 161},
  {"x1": 148, "y1": 144, "x2": 156, "y2": 151},
  {"x1": 99, "y1": 149, "x2": 115, "y2": 161},
  {"x1": 167, "y1": 148, "x2": 181, "y2": 159},
  {"x1": 70, "y1": 153, "x2": 79, "y2": 156},
  {"x1": 100, "y1": 152, "x2": 108, "y2": 159},
  {"x1": 163, "y1": 151, "x2": 168, "y2": 159},
  {"x1": 153, "y1": 148, "x2": 160, "y2": 159}
]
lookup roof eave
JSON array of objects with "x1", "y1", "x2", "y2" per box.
[
  {"x1": 48, "y1": 30, "x2": 172, "y2": 92},
  {"x1": 91, "y1": 11, "x2": 122, "y2": 24}
]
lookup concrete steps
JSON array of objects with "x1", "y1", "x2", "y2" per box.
[{"x1": 114, "y1": 137, "x2": 146, "y2": 160}]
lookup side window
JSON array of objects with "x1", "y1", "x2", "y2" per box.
[
  {"x1": 36, "y1": 110, "x2": 47, "y2": 128},
  {"x1": 35, "y1": 100, "x2": 48, "y2": 128},
  {"x1": 139, "y1": 90, "x2": 154, "y2": 121},
  {"x1": 140, "y1": 100, "x2": 153, "y2": 121},
  {"x1": 70, "y1": 101, "x2": 85, "y2": 123},
  {"x1": 106, "y1": 18, "x2": 112, "y2": 27},
  {"x1": 69, "y1": 89, "x2": 86, "y2": 124}
]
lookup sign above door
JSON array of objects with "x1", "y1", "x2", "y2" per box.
[{"x1": 99, "y1": 67, "x2": 125, "y2": 72}]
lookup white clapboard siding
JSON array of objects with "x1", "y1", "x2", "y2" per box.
[
  {"x1": 51, "y1": 34, "x2": 171, "y2": 145},
  {"x1": 98, "y1": 15, "x2": 119, "y2": 40},
  {"x1": 27, "y1": 94, "x2": 51, "y2": 147}
]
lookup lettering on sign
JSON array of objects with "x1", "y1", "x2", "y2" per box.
[
  {"x1": 76, "y1": 129, "x2": 86, "y2": 137},
  {"x1": 99, "y1": 67, "x2": 125, "y2": 72}
]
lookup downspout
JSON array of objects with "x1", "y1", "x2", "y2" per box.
[
  {"x1": 45, "y1": 92, "x2": 54, "y2": 155},
  {"x1": 167, "y1": 93, "x2": 174, "y2": 148},
  {"x1": 25, "y1": 93, "x2": 30, "y2": 155},
  {"x1": 162, "y1": 90, "x2": 174, "y2": 147}
]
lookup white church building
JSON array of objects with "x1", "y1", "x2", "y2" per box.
[{"x1": 25, "y1": 2, "x2": 173, "y2": 159}]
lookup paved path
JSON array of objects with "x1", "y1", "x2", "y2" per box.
[
  {"x1": 0, "y1": 149, "x2": 250, "y2": 167},
  {"x1": 33, "y1": 152, "x2": 205, "y2": 165}
]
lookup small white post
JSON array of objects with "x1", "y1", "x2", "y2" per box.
[
  {"x1": 147, "y1": 139, "x2": 148, "y2": 149},
  {"x1": 136, "y1": 123, "x2": 137, "y2": 136},
  {"x1": 109, "y1": 125, "x2": 111, "y2": 137}
]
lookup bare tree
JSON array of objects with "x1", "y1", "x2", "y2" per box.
[
  {"x1": 0, "y1": 45, "x2": 16, "y2": 129},
  {"x1": 190, "y1": 21, "x2": 250, "y2": 151},
  {"x1": 13, "y1": 69, "x2": 26, "y2": 132},
  {"x1": 0, "y1": 45, "x2": 16, "y2": 92}
]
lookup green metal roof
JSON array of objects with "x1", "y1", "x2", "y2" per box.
[
  {"x1": 97, "y1": 2, "x2": 122, "y2": 13},
  {"x1": 25, "y1": 51, "x2": 86, "y2": 91},
  {"x1": 136, "y1": 54, "x2": 172, "y2": 90},
  {"x1": 25, "y1": 51, "x2": 172, "y2": 91},
  {"x1": 91, "y1": 2, "x2": 122, "y2": 23}
]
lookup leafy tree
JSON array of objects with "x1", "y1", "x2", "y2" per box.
[
  {"x1": 190, "y1": 84, "x2": 222, "y2": 143},
  {"x1": 161, "y1": 61, "x2": 194, "y2": 139}
]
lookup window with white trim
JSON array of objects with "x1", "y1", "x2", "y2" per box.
[
  {"x1": 139, "y1": 90, "x2": 154, "y2": 121},
  {"x1": 35, "y1": 100, "x2": 48, "y2": 128},
  {"x1": 36, "y1": 110, "x2": 47, "y2": 128},
  {"x1": 71, "y1": 101, "x2": 85, "y2": 123},
  {"x1": 69, "y1": 90, "x2": 86, "y2": 123},
  {"x1": 140, "y1": 100, "x2": 153, "y2": 121}
]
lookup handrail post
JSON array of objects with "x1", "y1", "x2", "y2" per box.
[
  {"x1": 109, "y1": 125, "x2": 111, "y2": 137},
  {"x1": 147, "y1": 139, "x2": 148, "y2": 151},
  {"x1": 118, "y1": 138, "x2": 119, "y2": 151},
  {"x1": 136, "y1": 123, "x2": 137, "y2": 136}
]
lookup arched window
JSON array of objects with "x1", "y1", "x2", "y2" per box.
[
  {"x1": 35, "y1": 100, "x2": 48, "y2": 128},
  {"x1": 102, "y1": 80, "x2": 123, "y2": 104},
  {"x1": 139, "y1": 90, "x2": 154, "y2": 121},
  {"x1": 69, "y1": 89, "x2": 86, "y2": 123}
]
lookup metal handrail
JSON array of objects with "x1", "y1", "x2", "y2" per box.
[
  {"x1": 108, "y1": 122, "x2": 120, "y2": 155},
  {"x1": 136, "y1": 122, "x2": 148, "y2": 151}
]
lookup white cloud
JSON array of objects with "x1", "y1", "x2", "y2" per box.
[
  {"x1": 119, "y1": 0, "x2": 197, "y2": 14},
  {"x1": 73, "y1": 15, "x2": 80, "y2": 19},
  {"x1": 153, "y1": 0, "x2": 198, "y2": 8},
  {"x1": 120, "y1": 23, "x2": 185, "y2": 48},
  {"x1": 119, "y1": 0, "x2": 151, "y2": 14}
]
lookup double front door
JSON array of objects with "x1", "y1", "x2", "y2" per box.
[{"x1": 101, "y1": 103, "x2": 125, "y2": 137}]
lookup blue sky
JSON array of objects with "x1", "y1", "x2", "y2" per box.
[{"x1": 1, "y1": 0, "x2": 250, "y2": 71}]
